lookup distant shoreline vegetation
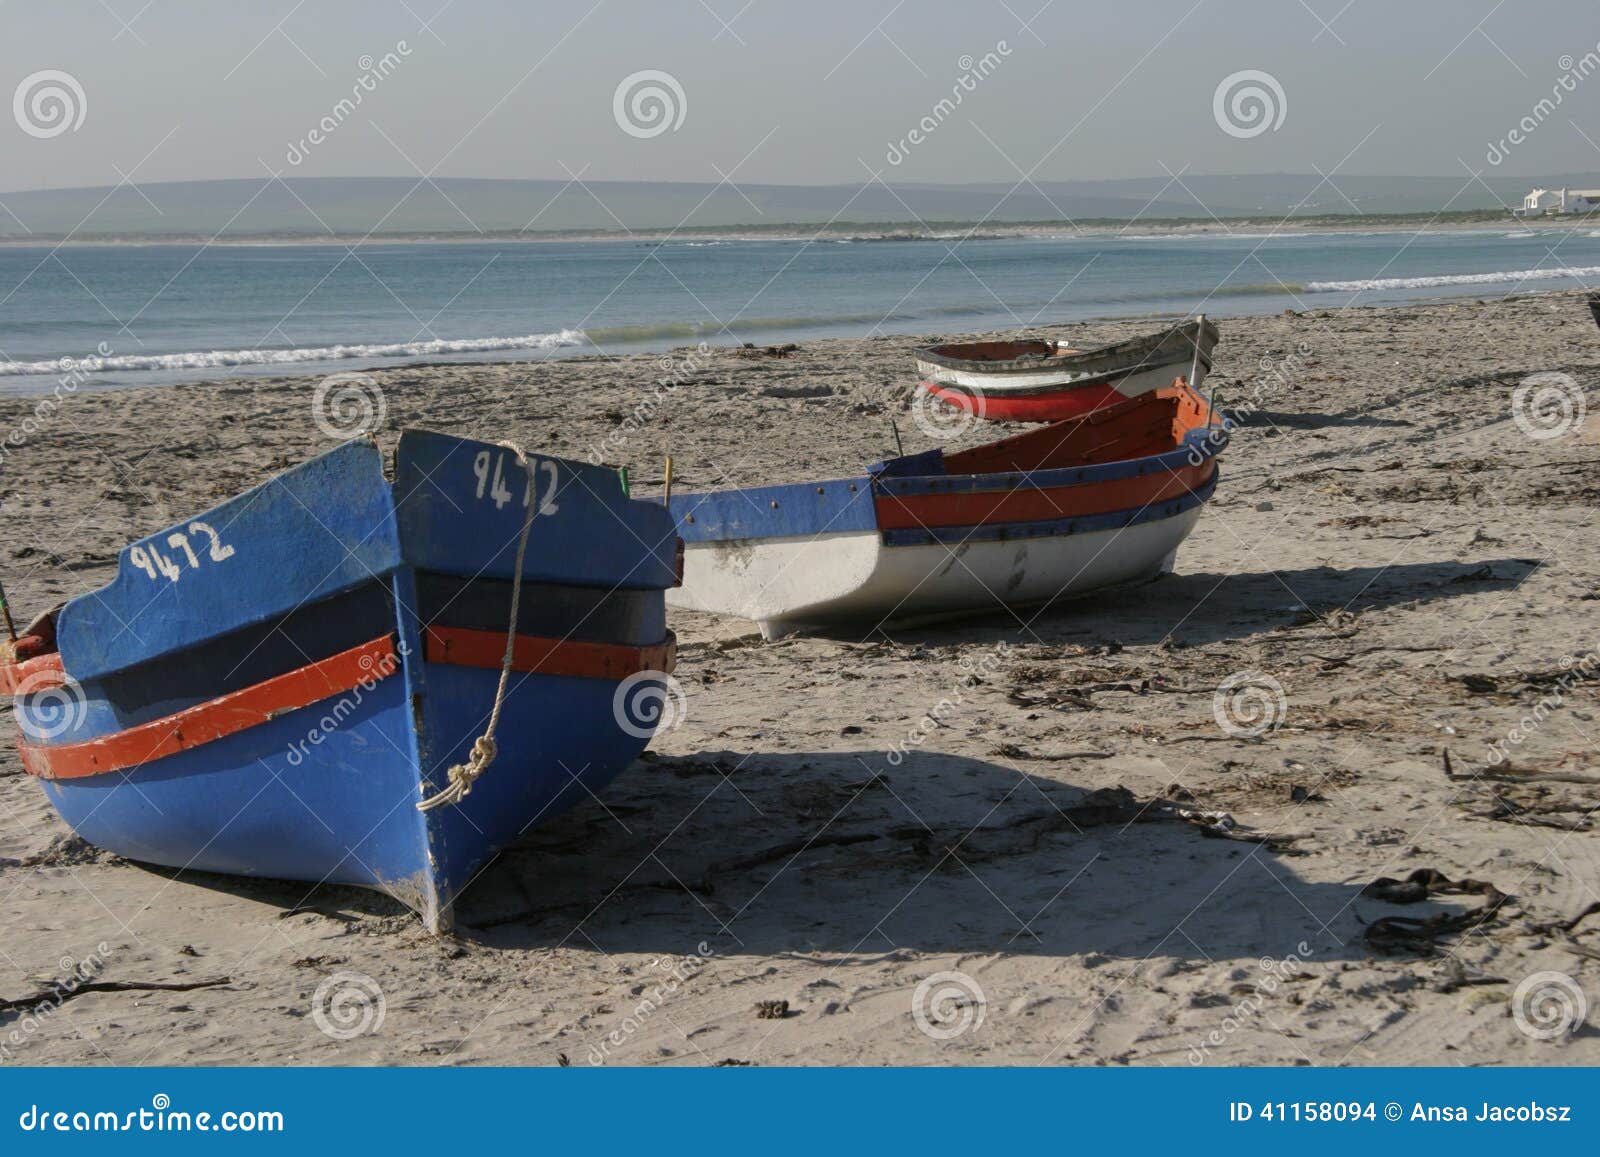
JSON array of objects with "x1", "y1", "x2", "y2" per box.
[{"x1": 0, "y1": 208, "x2": 1587, "y2": 247}]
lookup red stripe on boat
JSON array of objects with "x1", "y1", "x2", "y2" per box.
[
  {"x1": 424, "y1": 626, "x2": 676, "y2": 679},
  {"x1": 923, "y1": 381, "x2": 1127, "y2": 423},
  {"x1": 20, "y1": 635, "x2": 399, "y2": 781},
  {"x1": 874, "y1": 465, "x2": 1212, "y2": 533}
]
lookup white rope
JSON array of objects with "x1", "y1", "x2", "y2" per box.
[{"x1": 417, "y1": 442, "x2": 537, "y2": 812}]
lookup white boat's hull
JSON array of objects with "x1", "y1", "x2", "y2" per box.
[
  {"x1": 917, "y1": 357, "x2": 1208, "y2": 397},
  {"x1": 668, "y1": 509, "x2": 1202, "y2": 639}
]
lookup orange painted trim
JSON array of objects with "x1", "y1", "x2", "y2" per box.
[
  {"x1": 874, "y1": 465, "x2": 1211, "y2": 532},
  {"x1": 425, "y1": 626, "x2": 677, "y2": 679},
  {"x1": 0, "y1": 648, "x2": 65, "y2": 695},
  {"x1": 20, "y1": 635, "x2": 399, "y2": 781}
]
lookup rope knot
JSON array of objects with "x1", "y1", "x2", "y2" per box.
[{"x1": 415, "y1": 441, "x2": 534, "y2": 814}]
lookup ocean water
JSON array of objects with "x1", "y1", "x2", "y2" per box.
[{"x1": 2, "y1": 226, "x2": 1598, "y2": 394}]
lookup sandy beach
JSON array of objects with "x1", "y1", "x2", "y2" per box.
[{"x1": 2, "y1": 291, "x2": 1598, "y2": 1067}]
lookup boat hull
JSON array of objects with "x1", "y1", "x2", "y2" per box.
[
  {"x1": 667, "y1": 382, "x2": 1225, "y2": 638},
  {"x1": 32, "y1": 655, "x2": 662, "y2": 929},
  {"x1": 915, "y1": 319, "x2": 1218, "y2": 422},
  {"x1": 672, "y1": 502, "x2": 1204, "y2": 639},
  {"x1": 9, "y1": 430, "x2": 682, "y2": 932}
]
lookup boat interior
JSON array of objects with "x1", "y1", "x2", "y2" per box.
[
  {"x1": 938, "y1": 382, "x2": 1215, "y2": 475},
  {"x1": 925, "y1": 339, "x2": 1077, "y2": 363}
]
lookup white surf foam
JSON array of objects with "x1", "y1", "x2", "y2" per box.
[
  {"x1": 0, "y1": 329, "x2": 590, "y2": 377},
  {"x1": 1307, "y1": 265, "x2": 1600, "y2": 293}
]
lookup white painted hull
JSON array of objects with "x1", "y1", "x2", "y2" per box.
[
  {"x1": 917, "y1": 355, "x2": 1207, "y2": 397},
  {"x1": 668, "y1": 509, "x2": 1202, "y2": 639}
]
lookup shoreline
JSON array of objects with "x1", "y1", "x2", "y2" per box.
[
  {"x1": 0, "y1": 286, "x2": 1589, "y2": 398},
  {"x1": 0, "y1": 215, "x2": 1587, "y2": 250}
]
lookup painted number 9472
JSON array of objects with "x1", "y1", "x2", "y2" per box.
[
  {"x1": 472, "y1": 449, "x2": 561, "y2": 516},
  {"x1": 129, "y1": 521, "x2": 236, "y2": 584}
]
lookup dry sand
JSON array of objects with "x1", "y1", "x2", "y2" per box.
[{"x1": 2, "y1": 292, "x2": 1599, "y2": 1066}]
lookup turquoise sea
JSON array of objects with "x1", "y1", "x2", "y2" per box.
[{"x1": 3, "y1": 225, "x2": 1599, "y2": 393}]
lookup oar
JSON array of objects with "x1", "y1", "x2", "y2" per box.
[
  {"x1": 0, "y1": 575, "x2": 17, "y2": 644},
  {"x1": 1188, "y1": 313, "x2": 1213, "y2": 424},
  {"x1": 663, "y1": 455, "x2": 675, "y2": 511}
]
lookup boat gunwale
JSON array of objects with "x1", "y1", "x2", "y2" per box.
[
  {"x1": 913, "y1": 318, "x2": 1219, "y2": 377},
  {"x1": 14, "y1": 625, "x2": 679, "y2": 781}
]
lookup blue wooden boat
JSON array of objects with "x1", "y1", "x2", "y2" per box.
[{"x1": 0, "y1": 431, "x2": 681, "y2": 932}]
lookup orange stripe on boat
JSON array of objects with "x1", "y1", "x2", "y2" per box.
[
  {"x1": 874, "y1": 465, "x2": 1211, "y2": 532},
  {"x1": 0, "y1": 649, "x2": 66, "y2": 695},
  {"x1": 424, "y1": 626, "x2": 676, "y2": 679},
  {"x1": 20, "y1": 635, "x2": 399, "y2": 781}
]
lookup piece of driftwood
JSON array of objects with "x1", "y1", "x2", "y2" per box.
[
  {"x1": 1361, "y1": 869, "x2": 1510, "y2": 954},
  {"x1": 0, "y1": 976, "x2": 231, "y2": 1013},
  {"x1": 1442, "y1": 748, "x2": 1600, "y2": 786}
]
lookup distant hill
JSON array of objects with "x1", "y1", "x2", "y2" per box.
[{"x1": 0, "y1": 174, "x2": 1588, "y2": 240}]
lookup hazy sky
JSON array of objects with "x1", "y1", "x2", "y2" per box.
[{"x1": 4, "y1": 0, "x2": 1600, "y2": 193}]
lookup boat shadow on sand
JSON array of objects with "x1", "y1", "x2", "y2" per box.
[
  {"x1": 819, "y1": 556, "x2": 1539, "y2": 650},
  {"x1": 442, "y1": 749, "x2": 1389, "y2": 964}
]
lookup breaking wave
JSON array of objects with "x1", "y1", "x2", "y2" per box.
[
  {"x1": 0, "y1": 329, "x2": 590, "y2": 376},
  {"x1": 1307, "y1": 265, "x2": 1600, "y2": 292}
]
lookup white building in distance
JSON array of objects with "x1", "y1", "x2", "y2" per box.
[{"x1": 1516, "y1": 187, "x2": 1600, "y2": 216}]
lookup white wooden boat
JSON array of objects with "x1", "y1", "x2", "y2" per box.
[
  {"x1": 915, "y1": 317, "x2": 1219, "y2": 422},
  {"x1": 665, "y1": 381, "x2": 1225, "y2": 638}
]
